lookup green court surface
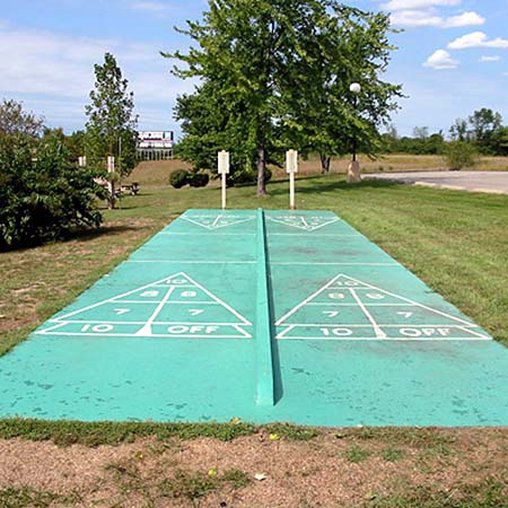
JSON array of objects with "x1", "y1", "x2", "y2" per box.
[{"x1": 0, "y1": 209, "x2": 507, "y2": 426}]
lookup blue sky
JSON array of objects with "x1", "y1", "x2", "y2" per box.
[{"x1": 0, "y1": 0, "x2": 507, "y2": 137}]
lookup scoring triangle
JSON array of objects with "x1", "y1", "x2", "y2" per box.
[
  {"x1": 267, "y1": 214, "x2": 339, "y2": 231},
  {"x1": 36, "y1": 272, "x2": 252, "y2": 339},
  {"x1": 181, "y1": 214, "x2": 255, "y2": 230},
  {"x1": 276, "y1": 273, "x2": 488, "y2": 340}
]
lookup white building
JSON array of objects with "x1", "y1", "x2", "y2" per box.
[{"x1": 137, "y1": 131, "x2": 174, "y2": 160}]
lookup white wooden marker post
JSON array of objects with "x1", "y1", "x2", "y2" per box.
[
  {"x1": 286, "y1": 149, "x2": 298, "y2": 210},
  {"x1": 78, "y1": 156, "x2": 87, "y2": 167},
  {"x1": 107, "y1": 156, "x2": 115, "y2": 196},
  {"x1": 218, "y1": 150, "x2": 230, "y2": 210}
]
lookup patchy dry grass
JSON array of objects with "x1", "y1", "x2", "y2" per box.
[{"x1": 0, "y1": 428, "x2": 506, "y2": 507}]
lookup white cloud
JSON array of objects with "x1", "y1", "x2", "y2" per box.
[
  {"x1": 0, "y1": 23, "x2": 194, "y2": 128},
  {"x1": 383, "y1": 0, "x2": 461, "y2": 10},
  {"x1": 423, "y1": 49, "x2": 459, "y2": 69},
  {"x1": 129, "y1": 1, "x2": 174, "y2": 15},
  {"x1": 480, "y1": 55, "x2": 501, "y2": 62},
  {"x1": 442, "y1": 12, "x2": 485, "y2": 28},
  {"x1": 391, "y1": 10, "x2": 484, "y2": 28},
  {"x1": 448, "y1": 31, "x2": 508, "y2": 50}
]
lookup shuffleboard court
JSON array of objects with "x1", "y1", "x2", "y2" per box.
[{"x1": 0, "y1": 209, "x2": 507, "y2": 426}]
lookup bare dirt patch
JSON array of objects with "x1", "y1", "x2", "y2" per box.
[{"x1": 0, "y1": 428, "x2": 506, "y2": 507}]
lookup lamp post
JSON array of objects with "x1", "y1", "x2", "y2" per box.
[{"x1": 348, "y1": 82, "x2": 362, "y2": 183}]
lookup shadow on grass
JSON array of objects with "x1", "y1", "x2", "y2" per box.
[
  {"x1": 267, "y1": 175, "x2": 403, "y2": 197},
  {"x1": 1, "y1": 224, "x2": 148, "y2": 254}
]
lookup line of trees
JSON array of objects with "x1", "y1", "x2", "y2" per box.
[{"x1": 381, "y1": 108, "x2": 508, "y2": 156}]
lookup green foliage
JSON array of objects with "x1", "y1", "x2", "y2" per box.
[
  {"x1": 85, "y1": 53, "x2": 137, "y2": 208},
  {"x1": 382, "y1": 131, "x2": 445, "y2": 155},
  {"x1": 449, "y1": 108, "x2": 506, "y2": 155},
  {"x1": 0, "y1": 99, "x2": 44, "y2": 139},
  {"x1": 168, "y1": 0, "x2": 401, "y2": 191},
  {"x1": 0, "y1": 136, "x2": 103, "y2": 249},
  {"x1": 169, "y1": 169, "x2": 191, "y2": 188},
  {"x1": 188, "y1": 172, "x2": 210, "y2": 188},
  {"x1": 444, "y1": 141, "x2": 479, "y2": 171}
]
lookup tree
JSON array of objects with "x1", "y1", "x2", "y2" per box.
[
  {"x1": 167, "y1": 0, "x2": 401, "y2": 194},
  {"x1": 468, "y1": 108, "x2": 502, "y2": 153},
  {"x1": 85, "y1": 53, "x2": 138, "y2": 208},
  {"x1": 0, "y1": 99, "x2": 44, "y2": 139},
  {"x1": 281, "y1": 6, "x2": 402, "y2": 173},
  {"x1": 449, "y1": 118, "x2": 469, "y2": 142}
]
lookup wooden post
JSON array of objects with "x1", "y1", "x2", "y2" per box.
[
  {"x1": 286, "y1": 150, "x2": 298, "y2": 210},
  {"x1": 218, "y1": 151, "x2": 230, "y2": 210}
]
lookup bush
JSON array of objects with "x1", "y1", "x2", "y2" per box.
[
  {"x1": 169, "y1": 169, "x2": 191, "y2": 188},
  {"x1": 444, "y1": 141, "x2": 479, "y2": 171},
  {"x1": 0, "y1": 137, "x2": 103, "y2": 250},
  {"x1": 188, "y1": 172, "x2": 210, "y2": 188}
]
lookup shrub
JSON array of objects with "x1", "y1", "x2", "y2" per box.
[
  {"x1": 188, "y1": 172, "x2": 210, "y2": 188},
  {"x1": 0, "y1": 136, "x2": 103, "y2": 250},
  {"x1": 444, "y1": 141, "x2": 479, "y2": 171},
  {"x1": 169, "y1": 169, "x2": 191, "y2": 188}
]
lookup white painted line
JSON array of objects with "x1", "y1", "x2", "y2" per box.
[
  {"x1": 277, "y1": 324, "x2": 484, "y2": 328},
  {"x1": 269, "y1": 233, "x2": 360, "y2": 237},
  {"x1": 275, "y1": 274, "x2": 343, "y2": 326},
  {"x1": 338, "y1": 274, "x2": 476, "y2": 326},
  {"x1": 39, "y1": 332, "x2": 250, "y2": 339},
  {"x1": 270, "y1": 262, "x2": 398, "y2": 266},
  {"x1": 306, "y1": 302, "x2": 411, "y2": 306},
  {"x1": 136, "y1": 286, "x2": 176, "y2": 336},
  {"x1": 35, "y1": 321, "x2": 69, "y2": 334},
  {"x1": 159, "y1": 232, "x2": 256, "y2": 236},
  {"x1": 349, "y1": 288, "x2": 386, "y2": 339},
  {"x1": 456, "y1": 326, "x2": 491, "y2": 339},
  {"x1": 181, "y1": 215, "x2": 256, "y2": 230},
  {"x1": 126, "y1": 260, "x2": 256, "y2": 264},
  {"x1": 181, "y1": 272, "x2": 252, "y2": 325},
  {"x1": 277, "y1": 336, "x2": 491, "y2": 342},
  {"x1": 267, "y1": 216, "x2": 340, "y2": 232}
]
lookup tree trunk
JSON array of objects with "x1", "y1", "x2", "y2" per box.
[
  {"x1": 257, "y1": 146, "x2": 267, "y2": 196},
  {"x1": 320, "y1": 153, "x2": 331, "y2": 174}
]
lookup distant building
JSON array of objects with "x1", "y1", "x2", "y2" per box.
[{"x1": 136, "y1": 131, "x2": 174, "y2": 160}]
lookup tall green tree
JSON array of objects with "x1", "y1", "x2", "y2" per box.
[
  {"x1": 281, "y1": 5, "x2": 402, "y2": 173},
  {"x1": 168, "y1": 1, "x2": 401, "y2": 191},
  {"x1": 85, "y1": 53, "x2": 138, "y2": 208},
  {"x1": 468, "y1": 108, "x2": 502, "y2": 152}
]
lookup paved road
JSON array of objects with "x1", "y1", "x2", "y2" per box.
[{"x1": 366, "y1": 171, "x2": 508, "y2": 195}]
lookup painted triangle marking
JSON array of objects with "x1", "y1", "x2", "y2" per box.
[
  {"x1": 276, "y1": 274, "x2": 491, "y2": 341},
  {"x1": 36, "y1": 272, "x2": 252, "y2": 339},
  {"x1": 181, "y1": 214, "x2": 255, "y2": 230},
  {"x1": 267, "y1": 214, "x2": 340, "y2": 232}
]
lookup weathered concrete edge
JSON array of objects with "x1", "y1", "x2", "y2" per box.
[{"x1": 255, "y1": 208, "x2": 275, "y2": 406}]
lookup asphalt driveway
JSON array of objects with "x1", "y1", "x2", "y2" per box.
[{"x1": 366, "y1": 171, "x2": 508, "y2": 195}]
